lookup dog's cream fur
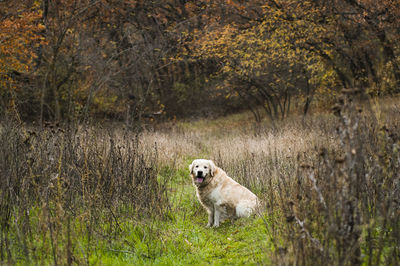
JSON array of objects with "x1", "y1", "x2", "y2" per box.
[{"x1": 189, "y1": 159, "x2": 260, "y2": 228}]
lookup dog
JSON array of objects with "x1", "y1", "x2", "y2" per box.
[{"x1": 189, "y1": 159, "x2": 260, "y2": 228}]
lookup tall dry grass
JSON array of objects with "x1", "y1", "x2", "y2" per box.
[
  {"x1": 1, "y1": 95, "x2": 399, "y2": 264},
  {"x1": 141, "y1": 95, "x2": 400, "y2": 265},
  {"x1": 0, "y1": 119, "x2": 170, "y2": 264},
  {"x1": 205, "y1": 95, "x2": 400, "y2": 265}
]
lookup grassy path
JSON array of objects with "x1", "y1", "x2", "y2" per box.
[{"x1": 96, "y1": 165, "x2": 272, "y2": 265}]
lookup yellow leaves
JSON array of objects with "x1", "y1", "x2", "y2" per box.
[
  {"x1": 33, "y1": 0, "x2": 42, "y2": 9},
  {"x1": 175, "y1": 0, "x2": 343, "y2": 97}
]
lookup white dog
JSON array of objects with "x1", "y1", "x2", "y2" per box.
[{"x1": 189, "y1": 159, "x2": 260, "y2": 228}]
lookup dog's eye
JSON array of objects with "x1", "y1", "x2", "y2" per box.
[
  {"x1": 204, "y1": 166, "x2": 207, "y2": 169},
  {"x1": 196, "y1": 165, "x2": 199, "y2": 168}
]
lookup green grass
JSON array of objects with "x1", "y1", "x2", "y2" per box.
[
  {"x1": 91, "y1": 166, "x2": 271, "y2": 265},
  {"x1": 2, "y1": 115, "x2": 275, "y2": 266},
  {"x1": 6, "y1": 166, "x2": 271, "y2": 265},
  {"x1": 9, "y1": 163, "x2": 271, "y2": 265},
  {"x1": 4, "y1": 97, "x2": 400, "y2": 265}
]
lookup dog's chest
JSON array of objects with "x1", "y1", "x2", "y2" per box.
[
  {"x1": 209, "y1": 185, "x2": 222, "y2": 202},
  {"x1": 198, "y1": 185, "x2": 222, "y2": 206}
]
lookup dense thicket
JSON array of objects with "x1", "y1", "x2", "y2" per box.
[{"x1": 1, "y1": 0, "x2": 399, "y2": 123}]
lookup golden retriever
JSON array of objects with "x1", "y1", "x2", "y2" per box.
[{"x1": 189, "y1": 159, "x2": 260, "y2": 227}]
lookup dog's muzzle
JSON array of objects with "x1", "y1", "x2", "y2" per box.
[{"x1": 195, "y1": 171, "x2": 204, "y2": 183}]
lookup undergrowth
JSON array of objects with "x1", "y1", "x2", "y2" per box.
[{"x1": 1, "y1": 95, "x2": 399, "y2": 265}]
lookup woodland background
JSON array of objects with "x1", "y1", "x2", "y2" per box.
[
  {"x1": 1, "y1": 1, "x2": 400, "y2": 265},
  {"x1": 1, "y1": 0, "x2": 400, "y2": 124}
]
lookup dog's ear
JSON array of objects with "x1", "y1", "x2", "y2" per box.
[
  {"x1": 189, "y1": 162, "x2": 194, "y2": 175},
  {"x1": 209, "y1": 160, "x2": 216, "y2": 177}
]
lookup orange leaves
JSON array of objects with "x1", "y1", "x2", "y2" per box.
[
  {"x1": 0, "y1": 6, "x2": 46, "y2": 83},
  {"x1": 0, "y1": 2, "x2": 46, "y2": 115}
]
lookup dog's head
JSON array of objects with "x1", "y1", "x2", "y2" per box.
[{"x1": 189, "y1": 159, "x2": 216, "y2": 186}]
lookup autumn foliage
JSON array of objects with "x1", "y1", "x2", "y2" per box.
[
  {"x1": 1, "y1": 1, "x2": 400, "y2": 265},
  {"x1": 1, "y1": 0, "x2": 400, "y2": 122},
  {"x1": 0, "y1": 1, "x2": 45, "y2": 115},
  {"x1": 179, "y1": 0, "x2": 400, "y2": 119}
]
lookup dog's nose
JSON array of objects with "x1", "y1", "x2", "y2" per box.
[{"x1": 197, "y1": 171, "x2": 203, "y2": 176}]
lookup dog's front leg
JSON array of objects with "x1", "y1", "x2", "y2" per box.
[
  {"x1": 213, "y1": 206, "x2": 220, "y2": 228},
  {"x1": 206, "y1": 207, "x2": 214, "y2": 227}
]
